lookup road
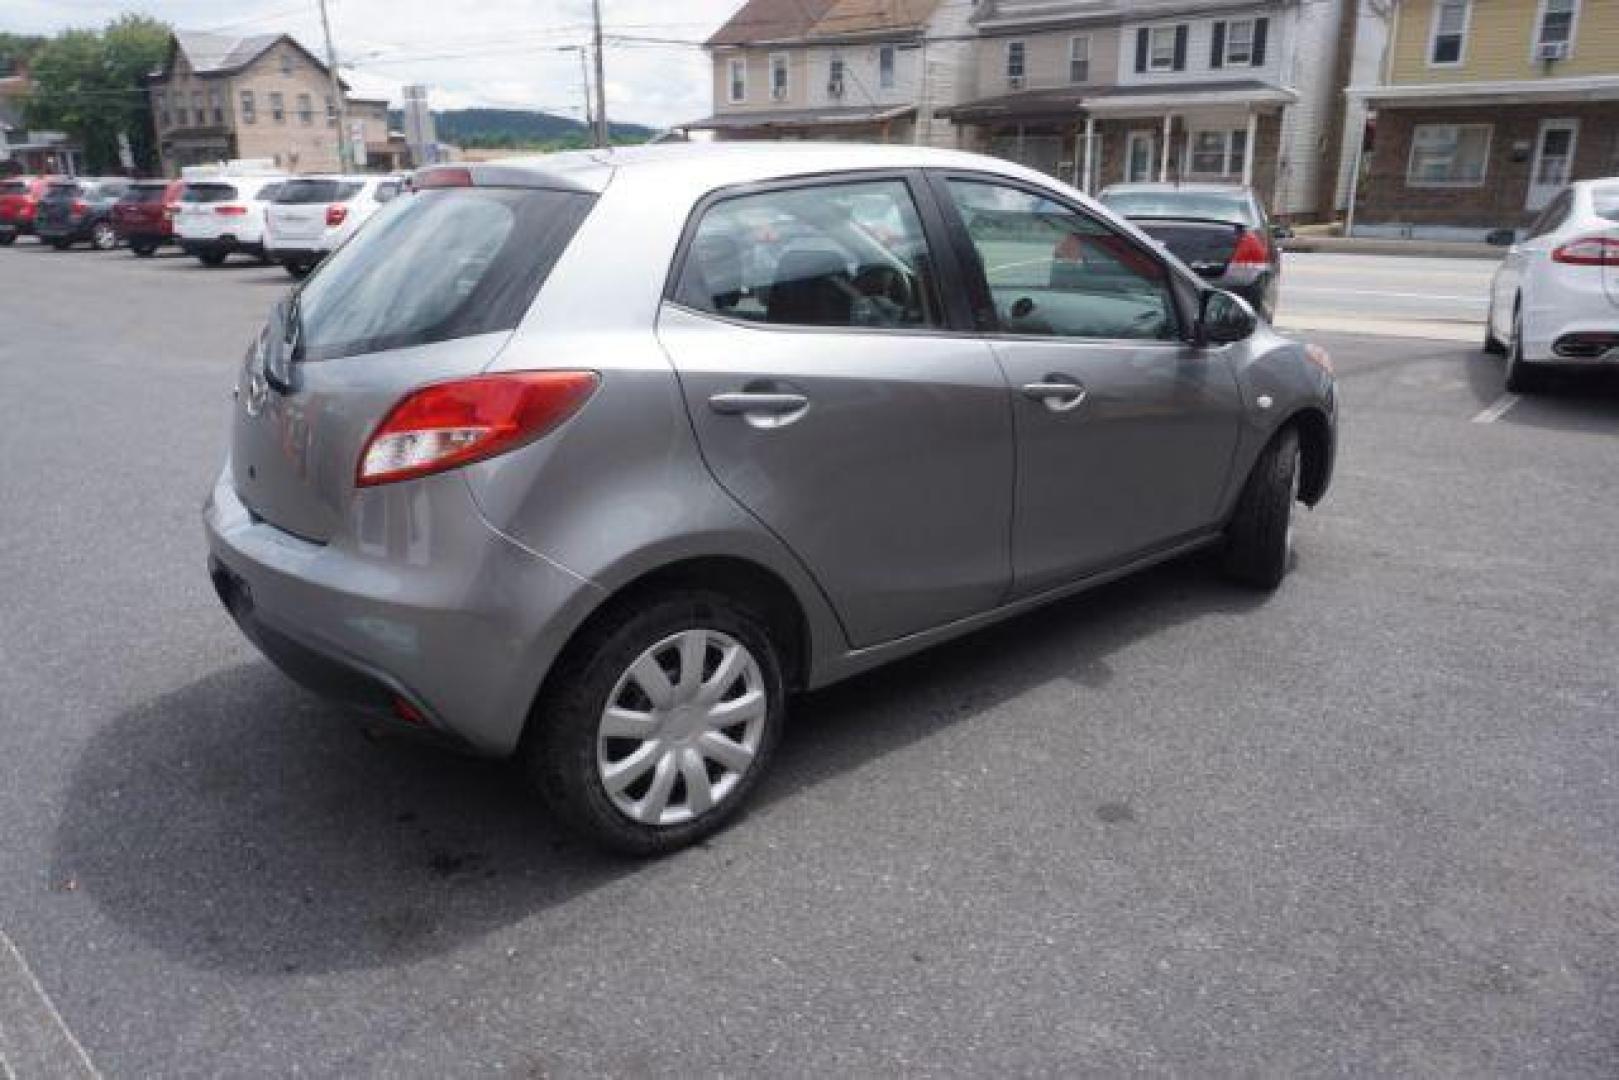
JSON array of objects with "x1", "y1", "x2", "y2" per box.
[
  {"x1": 2, "y1": 245, "x2": 1618, "y2": 1076},
  {"x1": 1275, "y1": 252, "x2": 1498, "y2": 342}
]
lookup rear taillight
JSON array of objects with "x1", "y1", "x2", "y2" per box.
[
  {"x1": 1229, "y1": 228, "x2": 1271, "y2": 268},
  {"x1": 415, "y1": 167, "x2": 473, "y2": 189},
  {"x1": 70, "y1": 199, "x2": 88, "y2": 215},
  {"x1": 215, "y1": 204, "x2": 248, "y2": 216},
  {"x1": 1552, "y1": 236, "x2": 1619, "y2": 266},
  {"x1": 325, "y1": 204, "x2": 348, "y2": 227},
  {"x1": 356, "y1": 371, "x2": 600, "y2": 487}
]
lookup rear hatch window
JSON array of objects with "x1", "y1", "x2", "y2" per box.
[
  {"x1": 1594, "y1": 186, "x2": 1619, "y2": 223},
  {"x1": 276, "y1": 179, "x2": 363, "y2": 204},
  {"x1": 123, "y1": 184, "x2": 169, "y2": 204},
  {"x1": 0, "y1": 180, "x2": 28, "y2": 196},
  {"x1": 45, "y1": 183, "x2": 82, "y2": 200},
  {"x1": 1104, "y1": 191, "x2": 1256, "y2": 226},
  {"x1": 183, "y1": 183, "x2": 238, "y2": 203},
  {"x1": 292, "y1": 186, "x2": 595, "y2": 361}
]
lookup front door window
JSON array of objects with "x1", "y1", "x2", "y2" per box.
[
  {"x1": 1528, "y1": 120, "x2": 1578, "y2": 212},
  {"x1": 1126, "y1": 131, "x2": 1158, "y2": 182}
]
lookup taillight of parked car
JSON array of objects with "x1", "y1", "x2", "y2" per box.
[
  {"x1": 70, "y1": 199, "x2": 88, "y2": 216},
  {"x1": 1229, "y1": 228, "x2": 1271, "y2": 269},
  {"x1": 326, "y1": 204, "x2": 348, "y2": 228},
  {"x1": 215, "y1": 204, "x2": 249, "y2": 216},
  {"x1": 356, "y1": 371, "x2": 600, "y2": 487},
  {"x1": 1552, "y1": 236, "x2": 1619, "y2": 266}
]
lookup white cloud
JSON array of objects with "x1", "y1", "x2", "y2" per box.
[{"x1": 13, "y1": 0, "x2": 739, "y2": 128}]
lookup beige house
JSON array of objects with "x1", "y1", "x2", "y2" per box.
[{"x1": 148, "y1": 31, "x2": 391, "y2": 176}]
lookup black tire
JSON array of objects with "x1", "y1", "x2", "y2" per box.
[
  {"x1": 523, "y1": 590, "x2": 787, "y2": 856},
  {"x1": 130, "y1": 242, "x2": 156, "y2": 258},
  {"x1": 91, "y1": 221, "x2": 118, "y2": 251},
  {"x1": 0, "y1": 233, "x2": 15, "y2": 247},
  {"x1": 1503, "y1": 305, "x2": 1543, "y2": 394},
  {"x1": 197, "y1": 251, "x2": 227, "y2": 267},
  {"x1": 50, "y1": 238, "x2": 71, "y2": 250},
  {"x1": 284, "y1": 262, "x2": 313, "y2": 279},
  {"x1": 1221, "y1": 425, "x2": 1300, "y2": 590}
]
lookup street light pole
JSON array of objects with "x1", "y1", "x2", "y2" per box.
[
  {"x1": 318, "y1": 0, "x2": 353, "y2": 171},
  {"x1": 590, "y1": 0, "x2": 609, "y2": 148}
]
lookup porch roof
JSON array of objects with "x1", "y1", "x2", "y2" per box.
[
  {"x1": 1082, "y1": 80, "x2": 1296, "y2": 115},
  {"x1": 938, "y1": 85, "x2": 1097, "y2": 123},
  {"x1": 1346, "y1": 75, "x2": 1619, "y2": 108},
  {"x1": 682, "y1": 104, "x2": 916, "y2": 131}
]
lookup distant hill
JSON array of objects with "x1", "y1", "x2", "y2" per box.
[{"x1": 386, "y1": 107, "x2": 657, "y2": 150}]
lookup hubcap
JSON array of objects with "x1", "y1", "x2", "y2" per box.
[{"x1": 596, "y1": 629, "x2": 767, "y2": 827}]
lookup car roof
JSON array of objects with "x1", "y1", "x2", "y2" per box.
[{"x1": 444, "y1": 141, "x2": 1046, "y2": 196}]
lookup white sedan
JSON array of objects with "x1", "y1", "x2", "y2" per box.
[{"x1": 1486, "y1": 178, "x2": 1619, "y2": 392}]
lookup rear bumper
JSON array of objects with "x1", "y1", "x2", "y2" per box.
[
  {"x1": 203, "y1": 465, "x2": 603, "y2": 756},
  {"x1": 0, "y1": 221, "x2": 33, "y2": 237},
  {"x1": 36, "y1": 219, "x2": 91, "y2": 242},
  {"x1": 179, "y1": 236, "x2": 264, "y2": 257}
]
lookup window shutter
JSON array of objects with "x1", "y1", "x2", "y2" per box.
[
  {"x1": 1211, "y1": 22, "x2": 1226, "y2": 68},
  {"x1": 1252, "y1": 18, "x2": 1269, "y2": 66},
  {"x1": 1135, "y1": 28, "x2": 1149, "y2": 72},
  {"x1": 1173, "y1": 25, "x2": 1188, "y2": 71}
]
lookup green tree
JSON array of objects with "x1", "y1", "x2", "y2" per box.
[
  {"x1": 23, "y1": 14, "x2": 169, "y2": 174},
  {"x1": 0, "y1": 32, "x2": 47, "y2": 76}
]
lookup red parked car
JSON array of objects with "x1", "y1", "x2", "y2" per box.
[
  {"x1": 112, "y1": 179, "x2": 187, "y2": 256},
  {"x1": 0, "y1": 176, "x2": 55, "y2": 245}
]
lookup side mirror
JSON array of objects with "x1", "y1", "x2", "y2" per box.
[{"x1": 1200, "y1": 289, "x2": 1258, "y2": 345}]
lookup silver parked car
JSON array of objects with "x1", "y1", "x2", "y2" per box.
[{"x1": 205, "y1": 144, "x2": 1337, "y2": 854}]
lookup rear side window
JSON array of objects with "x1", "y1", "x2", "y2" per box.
[
  {"x1": 276, "y1": 179, "x2": 363, "y2": 204},
  {"x1": 47, "y1": 183, "x2": 82, "y2": 199},
  {"x1": 673, "y1": 178, "x2": 943, "y2": 330},
  {"x1": 183, "y1": 183, "x2": 238, "y2": 203},
  {"x1": 0, "y1": 181, "x2": 28, "y2": 196},
  {"x1": 124, "y1": 185, "x2": 169, "y2": 204},
  {"x1": 294, "y1": 187, "x2": 595, "y2": 361},
  {"x1": 1593, "y1": 185, "x2": 1619, "y2": 223}
]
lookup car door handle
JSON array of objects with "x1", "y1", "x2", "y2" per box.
[
  {"x1": 1021, "y1": 381, "x2": 1087, "y2": 412},
  {"x1": 708, "y1": 392, "x2": 809, "y2": 416}
]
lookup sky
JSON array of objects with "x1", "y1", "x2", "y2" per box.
[{"x1": 12, "y1": 0, "x2": 743, "y2": 129}]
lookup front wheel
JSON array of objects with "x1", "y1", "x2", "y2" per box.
[
  {"x1": 524, "y1": 591, "x2": 786, "y2": 856},
  {"x1": 1221, "y1": 426, "x2": 1300, "y2": 590},
  {"x1": 50, "y1": 238, "x2": 71, "y2": 250},
  {"x1": 130, "y1": 242, "x2": 156, "y2": 258},
  {"x1": 1503, "y1": 306, "x2": 1543, "y2": 394},
  {"x1": 196, "y1": 251, "x2": 227, "y2": 267},
  {"x1": 283, "y1": 262, "x2": 310, "y2": 279}
]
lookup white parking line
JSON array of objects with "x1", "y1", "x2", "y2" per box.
[
  {"x1": 0, "y1": 931, "x2": 100, "y2": 1080},
  {"x1": 1471, "y1": 393, "x2": 1522, "y2": 424}
]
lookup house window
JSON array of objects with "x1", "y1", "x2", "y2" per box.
[
  {"x1": 1407, "y1": 123, "x2": 1491, "y2": 186},
  {"x1": 191, "y1": 90, "x2": 203, "y2": 124},
  {"x1": 325, "y1": 96, "x2": 337, "y2": 124},
  {"x1": 280, "y1": 50, "x2": 293, "y2": 75},
  {"x1": 209, "y1": 87, "x2": 223, "y2": 124},
  {"x1": 240, "y1": 90, "x2": 255, "y2": 124},
  {"x1": 1429, "y1": 0, "x2": 1470, "y2": 65},
  {"x1": 1536, "y1": 0, "x2": 1578, "y2": 49},
  {"x1": 1069, "y1": 36, "x2": 1090, "y2": 83},
  {"x1": 770, "y1": 53, "x2": 788, "y2": 100},
  {"x1": 879, "y1": 44, "x2": 896, "y2": 89},
  {"x1": 1006, "y1": 40, "x2": 1026, "y2": 84},
  {"x1": 1150, "y1": 26, "x2": 1181, "y2": 71},
  {"x1": 1224, "y1": 19, "x2": 1255, "y2": 64},
  {"x1": 297, "y1": 93, "x2": 314, "y2": 125},
  {"x1": 1189, "y1": 129, "x2": 1248, "y2": 176},
  {"x1": 728, "y1": 58, "x2": 746, "y2": 103},
  {"x1": 157, "y1": 91, "x2": 169, "y2": 128},
  {"x1": 829, "y1": 55, "x2": 846, "y2": 97},
  {"x1": 270, "y1": 91, "x2": 285, "y2": 123}
]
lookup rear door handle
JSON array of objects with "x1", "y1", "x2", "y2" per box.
[
  {"x1": 708, "y1": 392, "x2": 809, "y2": 416},
  {"x1": 1021, "y1": 380, "x2": 1087, "y2": 412}
]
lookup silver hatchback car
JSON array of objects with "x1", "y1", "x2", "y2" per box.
[{"x1": 206, "y1": 144, "x2": 1337, "y2": 854}]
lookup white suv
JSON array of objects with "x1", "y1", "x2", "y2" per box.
[
  {"x1": 174, "y1": 175, "x2": 286, "y2": 267},
  {"x1": 264, "y1": 175, "x2": 405, "y2": 278}
]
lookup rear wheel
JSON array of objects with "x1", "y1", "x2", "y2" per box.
[
  {"x1": 1221, "y1": 426, "x2": 1300, "y2": 590},
  {"x1": 91, "y1": 221, "x2": 118, "y2": 251},
  {"x1": 284, "y1": 262, "x2": 310, "y2": 279},
  {"x1": 50, "y1": 238, "x2": 71, "y2": 250},
  {"x1": 0, "y1": 233, "x2": 15, "y2": 247},
  {"x1": 524, "y1": 591, "x2": 786, "y2": 856},
  {"x1": 1503, "y1": 304, "x2": 1543, "y2": 394},
  {"x1": 130, "y1": 241, "x2": 156, "y2": 257},
  {"x1": 197, "y1": 251, "x2": 227, "y2": 267}
]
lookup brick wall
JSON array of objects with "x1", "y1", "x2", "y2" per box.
[{"x1": 1357, "y1": 103, "x2": 1619, "y2": 231}]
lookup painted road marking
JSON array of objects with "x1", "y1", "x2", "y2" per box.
[
  {"x1": 1471, "y1": 394, "x2": 1522, "y2": 424},
  {"x1": 0, "y1": 931, "x2": 100, "y2": 1080}
]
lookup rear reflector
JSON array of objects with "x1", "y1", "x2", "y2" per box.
[
  {"x1": 1552, "y1": 236, "x2": 1619, "y2": 266},
  {"x1": 1229, "y1": 228, "x2": 1271, "y2": 268},
  {"x1": 215, "y1": 204, "x2": 248, "y2": 216},
  {"x1": 357, "y1": 371, "x2": 599, "y2": 487}
]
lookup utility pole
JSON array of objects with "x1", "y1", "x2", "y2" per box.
[
  {"x1": 318, "y1": 0, "x2": 353, "y2": 171},
  {"x1": 590, "y1": 0, "x2": 609, "y2": 148}
]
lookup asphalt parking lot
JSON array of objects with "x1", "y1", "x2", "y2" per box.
[{"x1": 2, "y1": 243, "x2": 1618, "y2": 1077}]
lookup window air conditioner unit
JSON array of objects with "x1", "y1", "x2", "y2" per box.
[
  {"x1": 828, "y1": 77, "x2": 844, "y2": 97},
  {"x1": 1008, "y1": 75, "x2": 1025, "y2": 89},
  {"x1": 1536, "y1": 41, "x2": 1569, "y2": 61}
]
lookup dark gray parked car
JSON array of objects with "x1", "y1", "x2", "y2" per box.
[
  {"x1": 1099, "y1": 183, "x2": 1285, "y2": 321},
  {"x1": 206, "y1": 145, "x2": 1337, "y2": 854},
  {"x1": 35, "y1": 177, "x2": 131, "y2": 250}
]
